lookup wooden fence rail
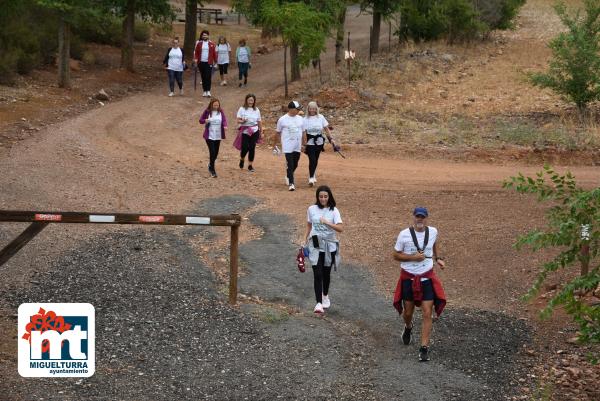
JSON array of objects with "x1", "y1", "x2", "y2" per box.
[{"x1": 0, "y1": 210, "x2": 241, "y2": 304}]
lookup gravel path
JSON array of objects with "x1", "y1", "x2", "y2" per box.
[{"x1": 0, "y1": 195, "x2": 535, "y2": 400}]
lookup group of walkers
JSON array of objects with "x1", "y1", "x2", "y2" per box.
[
  {"x1": 169, "y1": 31, "x2": 447, "y2": 364},
  {"x1": 163, "y1": 31, "x2": 252, "y2": 97},
  {"x1": 197, "y1": 95, "x2": 337, "y2": 189}
]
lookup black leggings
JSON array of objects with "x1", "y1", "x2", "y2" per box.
[
  {"x1": 240, "y1": 131, "x2": 259, "y2": 162},
  {"x1": 199, "y1": 62, "x2": 212, "y2": 91},
  {"x1": 305, "y1": 144, "x2": 323, "y2": 178},
  {"x1": 205, "y1": 139, "x2": 220, "y2": 169},
  {"x1": 285, "y1": 152, "x2": 300, "y2": 185},
  {"x1": 312, "y1": 251, "x2": 336, "y2": 303}
]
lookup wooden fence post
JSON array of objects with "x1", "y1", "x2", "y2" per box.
[{"x1": 229, "y1": 224, "x2": 239, "y2": 305}]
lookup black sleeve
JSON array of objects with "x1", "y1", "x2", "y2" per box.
[{"x1": 163, "y1": 48, "x2": 171, "y2": 66}]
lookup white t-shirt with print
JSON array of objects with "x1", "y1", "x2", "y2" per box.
[
  {"x1": 167, "y1": 48, "x2": 184, "y2": 71},
  {"x1": 307, "y1": 205, "x2": 342, "y2": 252},
  {"x1": 276, "y1": 114, "x2": 304, "y2": 153},
  {"x1": 237, "y1": 46, "x2": 249, "y2": 63},
  {"x1": 237, "y1": 107, "x2": 261, "y2": 133},
  {"x1": 200, "y1": 41, "x2": 210, "y2": 62},
  {"x1": 217, "y1": 43, "x2": 231, "y2": 65},
  {"x1": 207, "y1": 111, "x2": 222, "y2": 140},
  {"x1": 394, "y1": 226, "x2": 438, "y2": 276},
  {"x1": 303, "y1": 114, "x2": 329, "y2": 145}
]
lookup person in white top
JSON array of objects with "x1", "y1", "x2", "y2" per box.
[
  {"x1": 276, "y1": 101, "x2": 304, "y2": 191},
  {"x1": 236, "y1": 94, "x2": 263, "y2": 172},
  {"x1": 392, "y1": 207, "x2": 447, "y2": 362},
  {"x1": 162, "y1": 37, "x2": 186, "y2": 97},
  {"x1": 302, "y1": 101, "x2": 337, "y2": 186},
  {"x1": 236, "y1": 38, "x2": 251, "y2": 88},
  {"x1": 199, "y1": 98, "x2": 228, "y2": 178},
  {"x1": 304, "y1": 185, "x2": 343, "y2": 314},
  {"x1": 216, "y1": 36, "x2": 231, "y2": 86}
]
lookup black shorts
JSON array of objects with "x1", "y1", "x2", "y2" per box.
[
  {"x1": 218, "y1": 63, "x2": 229, "y2": 74},
  {"x1": 401, "y1": 279, "x2": 434, "y2": 301}
]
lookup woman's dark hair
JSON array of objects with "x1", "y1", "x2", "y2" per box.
[
  {"x1": 239, "y1": 38, "x2": 246, "y2": 46},
  {"x1": 200, "y1": 30, "x2": 209, "y2": 39},
  {"x1": 243, "y1": 93, "x2": 257, "y2": 110},
  {"x1": 206, "y1": 98, "x2": 221, "y2": 113},
  {"x1": 315, "y1": 185, "x2": 336, "y2": 210}
]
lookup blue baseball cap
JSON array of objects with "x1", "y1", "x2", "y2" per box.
[{"x1": 413, "y1": 207, "x2": 428, "y2": 217}]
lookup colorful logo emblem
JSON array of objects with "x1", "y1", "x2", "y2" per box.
[{"x1": 18, "y1": 303, "x2": 95, "y2": 377}]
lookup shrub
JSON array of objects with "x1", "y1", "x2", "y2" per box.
[
  {"x1": 398, "y1": 0, "x2": 524, "y2": 42},
  {"x1": 134, "y1": 20, "x2": 152, "y2": 42},
  {"x1": 528, "y1": 0, "x2": 600, "y2": 115},
  {"x1": 474, "y1": 0, "x2": 527, "y2": 30}
]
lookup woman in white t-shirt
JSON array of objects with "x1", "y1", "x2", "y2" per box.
[
  {"x1": 216, "y1": 36, "x2": 231, "y2": 86},
  {"x1": 199, "y1": 98, "x2": 228, "y2": 178},
  {"x1": 302, "y1": 101, "x2": 336, "y2": 186},
  {"x1": 236, "y1": 38, "x2": 251, "y2": 88},
  {"x1": 236, "y1": 94, "x2": 263, "y2": 172},
  {"x1": 304, "y1": 185, "x2": 343, "y2": 314},
  {"x1": 162, "y1": 37, "x2": 186, "y2": 97}
]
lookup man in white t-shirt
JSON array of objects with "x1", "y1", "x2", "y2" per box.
[
  {"x1": 276, "y1": 101, "x2": 304, "y2": 191},
  {"x1": 392, "y1": 207, "x2": 447, "y2": 362}
]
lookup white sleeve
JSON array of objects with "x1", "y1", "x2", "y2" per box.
[
  {"x1": 394, "y1": 233, "x2": 405, "y2": 252},
  {"x1": 236, "y1": 107, "x2": 243, "y2": 119},
  {"x1": 321, "y1": 115, "x2": 329, "y2": 128},
  {"x1": 276, "y1": 116, "x2": 283, "y2": 133},
  {"x1": 332, "y1": 208, "x2": 342, "y2": 224},
  {"x1": 307, "y1": 207, "x2": 311, "y2": 223}
]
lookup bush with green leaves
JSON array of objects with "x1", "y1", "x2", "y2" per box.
[
  {"x1": 504, "y1": 165, "x2": 599, "y2": 346},
  {"x1": 397, "y1": 0, "x2": 525, "y2": 43},
  {"x1": 473, "y1": 0, "x2": 526, "y2": 30},
  {"x1": 528, "y1": 0, "x2": 600, "y2": 114}
]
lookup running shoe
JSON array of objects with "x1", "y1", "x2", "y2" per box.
[
  {"x1": 239, "y1": 159, "x2": 244, "y2": 169},
  {"x1": 322, "y1": 295, "x2": 330, "y2": 309},
  {"x1": 206, "y1": 91, "x2": 212, "y2": 97},
  {"x1": 314, "y1": 303, "x2": 324, "y2": 314},
  {"x1": 288, "y1": 184, "x2": 295, "y2": 191},
  {"x1": 419, "y1": 346, "x2": 430, "y2": 362},
  {"x1": 168, "y1": 92, "x2": 174, "y2": 97},
  {"x1": 402, "y1": 325, "x2": 412, "y2": 345},
  {"x1": 248, "y1": 165, "x2": 255, "y2": 172}
]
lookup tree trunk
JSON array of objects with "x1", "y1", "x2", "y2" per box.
[
  {"x1": 371, "y1": 10, "x2": 381, "y2": 55},
  {"x1": 184, "y1": 0, "x2": 197, "y2": 60},
  {"x1": 58, "y1": 16, "x2": 71, "y2": 88},
  {"x1": 284, "y1": 44, "x2": 288, "y2": 98},
  {"x1": 335, "y1": 7, "x2": 346, "y2": 66},
  {"x1": 121, "y1": 0, "x2": 135, "y2": 72},
  {"x1": 290, "y1": 42, "x2": 301, "y2": 81}
]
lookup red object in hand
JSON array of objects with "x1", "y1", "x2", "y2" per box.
[{"x1": 296, "y1": 247, "x2": 305, "y2": 272}]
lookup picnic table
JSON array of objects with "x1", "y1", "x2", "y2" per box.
[{"x1": 198, "y1": 8, "x2": 224, "y2": 24}]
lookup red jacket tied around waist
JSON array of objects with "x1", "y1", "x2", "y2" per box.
[{"x1": 393, "y1": 268, "x2": 447, "y2": 317}]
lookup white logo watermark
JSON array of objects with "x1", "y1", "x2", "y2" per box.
[{"x1": 18, "y1": 303, "x2": 95, "y2": 377}]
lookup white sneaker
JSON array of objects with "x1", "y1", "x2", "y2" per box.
[
  {"x1": 223, "y1": 81, "x2": 227, "y2": 86},
  {"x1": 288, "y1": 184, "x2": 295, "y2": 191},
  {"x1": 168, "y1": 92, "x2": 174, "y2": 97},
  {"x1": 179, "y1": 89, "x2": 183, "y2": 95},
  {"x1": 285, "y1": 176, "x2": 289, "y2": 186},
  {"x1": 314, "y1": 303, "x2": 324, "y2": 314},
  {"x1": 322, "y1": 295, "x2": 330, "y2": 309},
  {"x1": 309, "y1": 177, "x2": 315, "y2": 186},
  {"x1": 207, "y1": 91, "x2": 212, "y2": 97}
]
